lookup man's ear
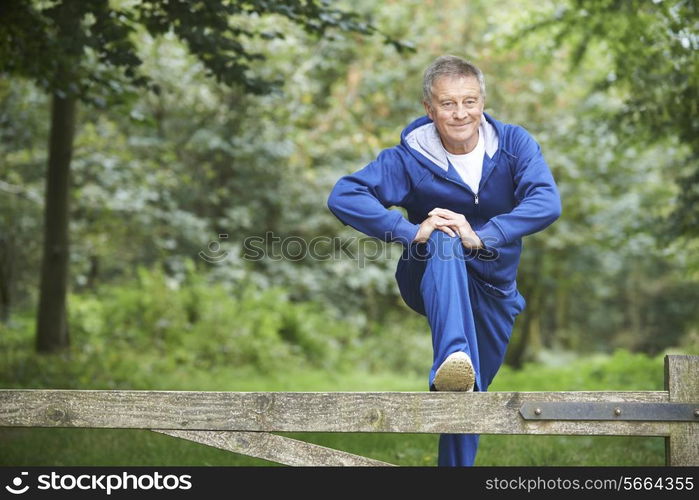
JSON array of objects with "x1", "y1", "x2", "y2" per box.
[{"x1": 423, "y1": 100, "x2": 433, "y2": 120}]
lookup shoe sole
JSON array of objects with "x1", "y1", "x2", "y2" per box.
[{"x1": 434, "y1": 353, "x2": 475, "y2": 392}]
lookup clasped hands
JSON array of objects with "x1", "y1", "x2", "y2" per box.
[{"x1": 413, "y1": 207, "x2": 483, "y2": 249}]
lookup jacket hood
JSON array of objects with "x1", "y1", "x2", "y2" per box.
[{"x1": 401, "y1": 113, "x2": 500, "y2": 171}]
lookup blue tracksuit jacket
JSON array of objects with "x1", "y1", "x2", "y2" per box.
[{"x1": 327, "y1": 112, "x2": 561, "y2": 290}]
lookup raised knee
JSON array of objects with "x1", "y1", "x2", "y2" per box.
[
  {"x1": 426, "y1": 230, "x2": 464, "y2": 259},
  {"x1": 428, "y1": 230, "x2": 455, "y2": 243}
]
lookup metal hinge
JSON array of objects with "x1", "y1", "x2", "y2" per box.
[{"x1": 520, "y1": 402, "x2": 699, "y2": 422}]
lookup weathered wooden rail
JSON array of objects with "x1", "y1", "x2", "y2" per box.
[{"x1": 0, "y1": 355, "x2": 697, "y2": 466}]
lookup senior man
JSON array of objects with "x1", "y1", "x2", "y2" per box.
[{"x1": 327, "y1": 55, "x2": 561, "y2": 466}]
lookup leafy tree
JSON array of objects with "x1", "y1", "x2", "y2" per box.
[
  {"x1": 518, "y1": 0, "x2": 698, "y2": 237},
  {"x1": 2, "y1": 0, "x2": 696, "y2": 368},
  {"x1": 0, "y1": 0, "x2": 410, "y2": 352}
]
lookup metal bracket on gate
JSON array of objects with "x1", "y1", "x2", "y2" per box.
[{"x1": 520, "y1": 402, "x2": 699, "y2": 422}]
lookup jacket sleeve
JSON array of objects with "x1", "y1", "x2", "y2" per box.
[
  {"x1": 327, "y1": 148, "x2": 420, "y2": 246},
  {"x1": 475, "y1": 126, "x2": 561, "y2": 249}
]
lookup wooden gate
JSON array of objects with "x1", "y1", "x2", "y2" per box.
[{"x1": 1, "y1": 355, "x2": 696, "y2": 466}]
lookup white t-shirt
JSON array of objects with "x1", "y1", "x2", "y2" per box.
[{"x1": 445, "y1": 127, "x2": 485, "y2": 194}]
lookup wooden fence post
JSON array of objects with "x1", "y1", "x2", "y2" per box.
[{"x1": 664, "y1": 355, "x2": 699, "y2": 465}]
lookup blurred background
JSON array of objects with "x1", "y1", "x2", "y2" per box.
[{"x1": 1, "y1": 0, "x2": 697, "y2": 466}]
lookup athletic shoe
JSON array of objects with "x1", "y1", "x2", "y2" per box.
[{"x1": 433, "y1": 351, "x2": 475, "y2": 391}]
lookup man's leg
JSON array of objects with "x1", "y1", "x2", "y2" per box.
[
  {"x1": 395, "y1": 231, "x2": 480, "y2": 466},
  {"x1": 438, "y1": 277, "x2": 526, "y2": 465},
  {"x1": 421, "y1": 232, "x2": 484, "y2": 390},
  {"x1": 469, "y1": 278, "x2": 526, "y2": 389},
  {"x1": 395, "y1": 231, "x2": 526, "y2": 466}
]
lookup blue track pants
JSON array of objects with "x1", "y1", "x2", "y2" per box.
[{"x1": 395, "y1": 230, "x2": 526, "y2": 466}]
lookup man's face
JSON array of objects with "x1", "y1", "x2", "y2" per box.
[{"x1": 424, "y1": 75, "x2": 484, "y2": 155}]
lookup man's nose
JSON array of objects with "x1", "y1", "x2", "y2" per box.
[{"x1": 453, "y1": 103, "x2": 469, "y2": 119}]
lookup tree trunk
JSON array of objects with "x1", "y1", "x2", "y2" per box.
[
  {"x1": 506, "y1": 249, "x2": 544, "y2": 368},
  {"x1": 554, "y1": 258, "x2": 573, "y2": 350},
  {"x1": 85, "y1": 254, "x2": 100, "y2": 290},
  {"x1": 627, "y1": 260, "x2": 643, "y2": 349},
  {"x1": 0, "y1": 234, "x2": 12, "y2": 323},
  {"x1": 36, "y1": 92, "x2": 76, "y2": 352}
]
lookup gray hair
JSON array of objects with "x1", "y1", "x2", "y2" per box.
[{"x1": 422, "y1": 55, "x2": 486, "y2": 103}]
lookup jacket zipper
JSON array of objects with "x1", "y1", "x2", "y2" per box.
[
  {"x1": 440, "y1": 175, "x2": 480, "y2": 206},
  {"x1": 441, "y1": 152, "x2": 498, "y2": 207}
]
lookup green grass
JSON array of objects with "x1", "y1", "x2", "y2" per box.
[{"x1": 0, "y1": 349, "x2": 674, "y2": 466}]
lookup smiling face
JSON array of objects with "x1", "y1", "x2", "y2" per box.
[{"x1": 424, "y1": 75, "x2": 484, "y2": 155}]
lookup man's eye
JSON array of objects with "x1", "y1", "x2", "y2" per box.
[{"x1": 441, "y1": 102, "x2": 454, "y2": 108}]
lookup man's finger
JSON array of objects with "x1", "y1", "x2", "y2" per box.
[
  {"x1": 435, "y1": 215, "x2": 460, "y2": 225},
  {"x1": 437, "y1": 226, "x2": 456, "y2": 237},
  {"x1": 434, "y1": 219, "x2": 453, "y2": 227},
  {"x1": 429, "y1": 208, "x2": 459, "y2": 218},
  {"x1": 430, "y1": 215, "x2": 451, "y2": 224},
  {"x1": 430, "y1": 211, "x2": 454, "y2": 220},
  {"x1": 434, "y1": 221, "x2": 459, "y2": 237}
]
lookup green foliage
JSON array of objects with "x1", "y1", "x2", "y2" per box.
[
  {"x1": 71, "y1": 263, "x2": 366, "y2": 374},
  {"x1": 493, "y1": 349, "x2": 666, "y2": 391},
  {"x1": 0, "y1": 263, "x2": 433, "y2": 389},
  {"x1": 516, "y1": 0, "x2": 699, "y2": 238},
  {"x1": 1, "y1": 0, "x2": 698, "y2": 362},
  {"x1": 0, "y1": 0, "x2": 411, "y2": 100},
  {"x1": 0, "y1": 0, "x2": 412, "y2": 352}
]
